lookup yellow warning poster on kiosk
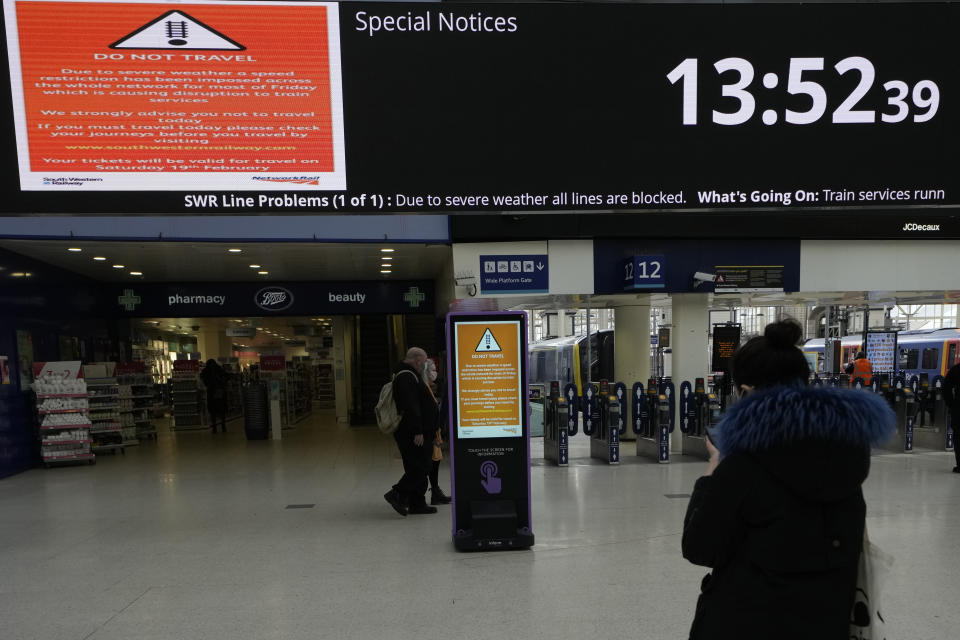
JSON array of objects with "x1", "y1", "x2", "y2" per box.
[{"x1": 454, "y1": 320, "x2": 522, "y2": 439}]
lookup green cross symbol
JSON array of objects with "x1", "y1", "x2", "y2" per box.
[
  {"x1": 118, "y1": 289, "x2": 141, "y2": 311},
  {"x1": 403, "y1": 286, "x2": 425, "y2": 308}
]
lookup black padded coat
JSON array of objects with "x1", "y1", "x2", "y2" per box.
[{"x1": 682, "y1": 385, "x2": 895, "y2": 640}]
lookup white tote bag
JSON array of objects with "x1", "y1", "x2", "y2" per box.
[{"x1": 849, "y1": 527, "x2": 894, "y2": 640}]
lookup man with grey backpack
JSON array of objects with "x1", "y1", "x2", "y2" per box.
[{"x1": 383, "y1": 347, "x2": 439, "y2": 516}]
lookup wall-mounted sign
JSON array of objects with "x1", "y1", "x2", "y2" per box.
[
  {"x1": 254, "y1": 287, "x2": 295, "y2": 312},
  {"x1": 623, "y1": 255, "x2": 665, "y2": 290},
  {"x1": 866, "y1": 330, "x2": 898, "y2": 373},
  {"x1": 113, "y1": 280, "x2": 433, "y2": 316},
  {"x1": 594, "y1": 239, "x2": 799, "y2": 295},
  {"x1": 479, "y1": 255, "x2": 548, "y2": 294},
  {"x1": 4, "y1": 2, "x2": 955, "y2": 218},
  {"x1": 226, "y1": 327, "x2": 257, "y2": 338},
  {"x1": 714, "y1": 265, "x2": 784, "y2": 293},
  {"x1": 658, "y1": 327, "x2": 671, "y2": 349}
]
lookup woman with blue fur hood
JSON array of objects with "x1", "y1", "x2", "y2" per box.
[{"x1": 682, "y1": 319, "x2": 895, "y2": 639}]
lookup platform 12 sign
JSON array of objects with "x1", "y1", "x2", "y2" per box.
[{"x1": 623, "y1": 255, "x2": 665, "y2": 290}]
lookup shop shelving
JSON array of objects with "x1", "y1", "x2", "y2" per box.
[
  {"x1": 33, "y1": 366, "x2": 95, "y2": 468},
  {"x1": 118, "y1": 373, "x2": 157, "y2": 442},
  {"x1": 86, "y1": 377, "x2": 124, "y2": 455},
  {"x1": 172, "y1": 369, "x2": 206, "y2": 430}
]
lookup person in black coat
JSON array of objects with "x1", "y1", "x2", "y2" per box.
[
  {"x1": 682, "y1": 320, "x2": 896, "y2": 640},
  {"x1": 384, "y1": 347, "x2": 440, "y2": 516},
  {"x1": 200, "y1": 359, "x2": 229, "y2": 434},
  {"x1": 942, "y1": 361, "x2": 960, "y2": 472}
]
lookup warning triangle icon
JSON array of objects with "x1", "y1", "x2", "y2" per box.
[
  {"x1": 110, "y1": 11, "x2": 245, "y2": 50},
  {"x1": 475, "y1": 328, "x2": 502, "y2": 352}
]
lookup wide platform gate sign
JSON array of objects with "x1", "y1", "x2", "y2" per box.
[{"x1": 447, "y1": 312, "x2": 533, "y2": 551}]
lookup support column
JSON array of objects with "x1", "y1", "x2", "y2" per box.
[
  {"x1": 556, "y1": 309, "x2": 568, "y2": 338},
  {"x1": 614, "y1": 298, "x2": 651, "y2": 441},
  {"x1": 337, "y1": 316, "x2": 354, "y2": 423},
  {"x1": 670, "y1": 294, "x2": 710, "y2": 453}
]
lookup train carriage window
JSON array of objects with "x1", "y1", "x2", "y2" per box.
[
  {"x1": 899, "y1": 348, "x2": 919, "y2": 370},
  {"x1": 948, "y1": 343, "x2": 958, "y2": 368},
  {"x1": 921, "y1": 348, "x2": 939, "y2": 370},
  {"x1": 545, "y1": 350, "x2": 557, "y2": 382}
]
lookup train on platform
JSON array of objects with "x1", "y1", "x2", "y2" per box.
[
  {"x1": 527, "y1": 330, "x2": 614, "y2": 390},
  {"x1": 802, "y1": 327, "x2": 960, "y2": 379},
  {"x1": 527, "y1": 327, "x2": 960, "y2": 389}
]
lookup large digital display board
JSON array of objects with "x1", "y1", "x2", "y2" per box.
[{"x1": 2, "y1": 1, "x2": 958, "y2": 214}]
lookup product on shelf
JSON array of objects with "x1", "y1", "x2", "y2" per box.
[
  {"x1": 32, "y1": 361, "x2": 95, "y2": 467},
  {"x1": 117, "y1": 368, "x2": 157, "y2": 442},
  {"x1": 85, "y1": 375, "x2": 125, "y2": 456},
  {"x1": 172, "y1": 360, "x2": 205, "y2": 430}
]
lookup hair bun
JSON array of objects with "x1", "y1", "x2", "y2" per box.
[{"x1": 764, "y1": 319, "x2": 802, "y2": 348}]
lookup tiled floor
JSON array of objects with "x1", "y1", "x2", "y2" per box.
[{"x1": 1, "y1": 410, "x2": 956, "y2": 639}]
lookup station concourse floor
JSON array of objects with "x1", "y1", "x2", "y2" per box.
[{"x1": 1, "y1": 410, "x2": 957, "y2": 640}]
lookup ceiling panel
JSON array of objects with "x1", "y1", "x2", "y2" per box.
[{"x1": 0, "y1": 240, "x2": 450, "y2": 282}]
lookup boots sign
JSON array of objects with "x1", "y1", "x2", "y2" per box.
[
  {"x1": 255, "y1": 287, "x2": 295, "y2": 311},
  {"x1": 115, "y1": 281, "x2": 433, "y2": 316}
]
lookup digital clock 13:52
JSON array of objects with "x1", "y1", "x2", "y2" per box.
[{"x1": 667, "y1": 57, "x2": 939, "y2": 126}]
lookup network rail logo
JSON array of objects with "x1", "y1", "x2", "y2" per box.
[
  {"x1": 902, "y1": 223, "x2": 941, "y2": 232},
  {"x1": 251, "y1": 176, "x2": 322, "y2": 186}
]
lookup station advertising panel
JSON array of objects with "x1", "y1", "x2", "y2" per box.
[
  {"x1": 447, "y1": 312, "x2": 533, "y2": 551},
  {"x1": 1, "y1": 0, "x2": 958, "y2": 217}
]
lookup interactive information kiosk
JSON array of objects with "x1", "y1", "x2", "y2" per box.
[{"x1": 446, "y1": 312, "x2": 534, "y2": 551}]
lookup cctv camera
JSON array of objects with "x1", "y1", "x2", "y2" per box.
[
  {"x1": 693, "y1": 272, "x2": 717, "y2": 283},
  {"x1": 191, "y1": 325, "x2": 200, "y2": 331}
]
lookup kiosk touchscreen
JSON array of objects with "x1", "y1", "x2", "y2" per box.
[{"x1": 446, "y1": 312, "x2": 534, "y2": 551}]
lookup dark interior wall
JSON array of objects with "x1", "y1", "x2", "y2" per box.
[
  {"x1": 0, "y1": 247, "x2": 115, "y2": 477},
  {"x1": 0, "y1": 312, "x2": 32, "y2": 479}
]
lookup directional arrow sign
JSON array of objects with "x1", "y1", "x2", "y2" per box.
[{"x1": 479, "y1": 254, "x2": 548, "y2": 294}]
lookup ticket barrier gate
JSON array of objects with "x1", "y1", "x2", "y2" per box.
[
  {"x1": 634, "y1": 378, "x2": 674, "y2": 462},
  {"x1": 908, "y1": 373, "x2": 953, "y2": 451},
  {"x1": 931, "y1": 376, "x2": 956, "y2": 451},
  {"x1": 543, "y1": 381, "x2": 569, "y2": 466},
  {"x1": 880, "y1": 374, "x2": 917, "y2": 453},
  {"x1": 587, "y1": 380, "x2": 621, "y2": 464},
  {"x1": 680, "y1": 378, "x2": 721, "y2": 459}
]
